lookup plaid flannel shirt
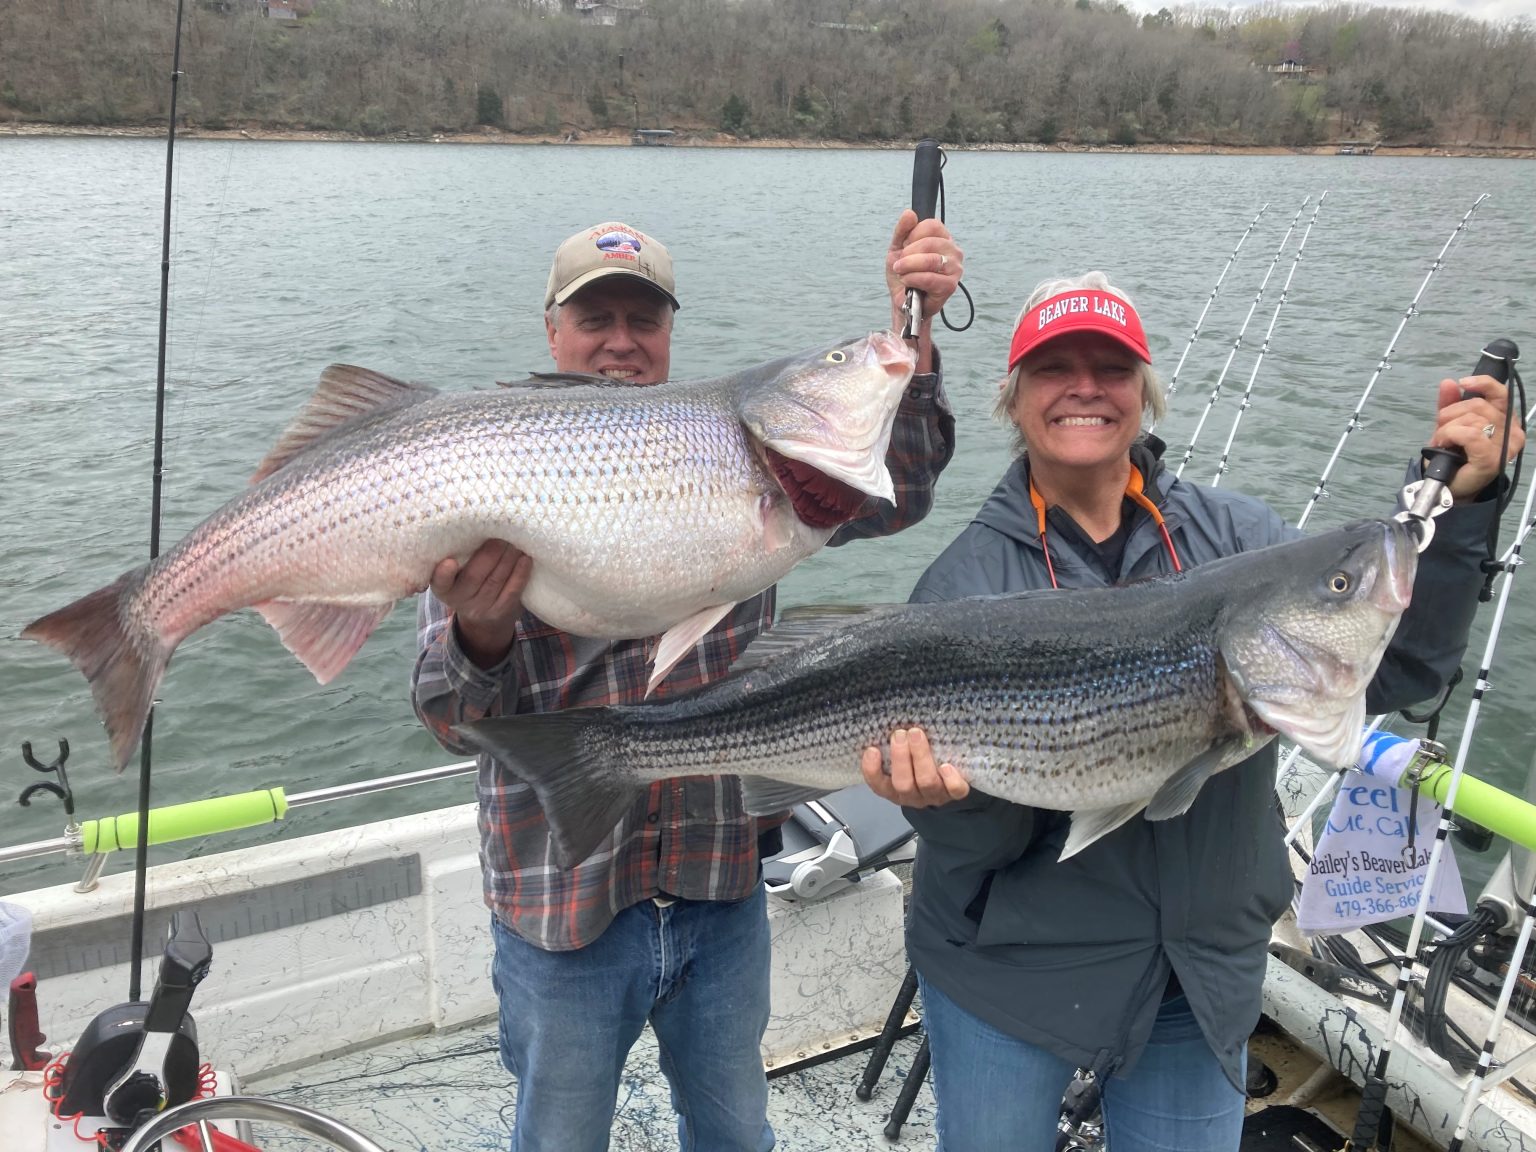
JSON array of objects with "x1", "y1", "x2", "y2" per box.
[{"x1": 412, "y1": 365, "x2": 953, "y2": 951}]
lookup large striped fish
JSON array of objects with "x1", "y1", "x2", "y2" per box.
[
  {"x1": 458, "y1": 518, "x2": 1417, "y2": 868},
  {"x1": 25, "y1": 333, "x2": 917, "y2": 770}
]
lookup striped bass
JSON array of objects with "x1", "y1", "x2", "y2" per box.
[
  {"x1": 457, "y1": 518, "x2": 1417, "y2": 867},
  {"x1": 24, "y1": 332, "x2": 917, "y2": 770}
]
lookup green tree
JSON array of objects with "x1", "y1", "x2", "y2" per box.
[
  {"x1": 476, "y1": 84, "x2": 503, "y2": 128},
  {"x1": 721, "y1": 91, "x2": 748, "y2": 134}
]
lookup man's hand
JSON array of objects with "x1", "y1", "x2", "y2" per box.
[
  {"x1": 886, "y1": 210, "x2": 964, "y2": 372},
  {"x1": 429, "y1": 539, "x2": 531, "y2": 668},
  {"x1": 861, "y1": 727, "x2": 970, "y2": 808},
  {"x1": 1427, "y1": 374, "x2": 1527, "y2": 501}
]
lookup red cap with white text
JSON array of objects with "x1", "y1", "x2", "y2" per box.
[{"x1": 1008, "y1": 289, "x2": 1151, "y2": 370}]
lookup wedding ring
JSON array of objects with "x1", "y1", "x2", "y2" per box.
[
  {"x1": 1483, "y1": 423, "x2": 1497, "y2": 439},
  {"x1": 939, "y1": 253, "x2": 948, "y2": 270}
]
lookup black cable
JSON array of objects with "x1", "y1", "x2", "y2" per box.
[
  {"x1": 1478, "y1": 362, "x2": 1526, "y2": 602},
  {"x1": 932, "y1": 149, "x2": 974, "y2": 334}
]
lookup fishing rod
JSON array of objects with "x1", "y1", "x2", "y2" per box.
[
  {"x1": 1346, "y1": 340, "x2": 1519, "y2": 1152},
  {"x1": 900, "y1": 138, "x2": 973, "y2": 338},
  {"x1": 1295, "y1": 194, "x2": 1490, "y2": 530},
  {"x1": 125, "y1": 0, "x2": 190, "y2": 1004},
  {"x1": 1280, "y1": 464, "x2": 1529, "y2": 852},
  {"x1": 1172, "y1": 196, "x2": 1310, "y2": 478},
  {"x1": 1206, "y1": 192, "x2": 1328, "y2": 487},
  {"x1": 1153, "y1": 201, "x2": 1269, "y2": 425},
  {"x1": 1420, "y1": 377, "x2": 1534, "y2": 1152}
]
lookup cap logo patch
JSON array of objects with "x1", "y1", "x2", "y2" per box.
[{"x1": 595, "y1": 230, "x2": 643, "y2": 260}]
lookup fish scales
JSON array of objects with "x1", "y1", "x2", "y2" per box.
[
  {"x1": 456, "y1": 519, "x2": 1416, "y2": 869},
  {"x1": 137, "y1": 386, "x2": 786, "y2": 639},
  {"x1": 25, "y1": 334, "x2": 917, "y2": 770},
  {"x1": 597, "y1": 583, "x2": 1236, "y2": 812}
]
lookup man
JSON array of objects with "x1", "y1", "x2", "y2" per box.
[{"x1": 412, "y1": 215, "x2": 962, "y2": 1152}]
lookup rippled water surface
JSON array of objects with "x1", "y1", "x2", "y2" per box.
[{"x1": 2, "y1": 139, "x2": 1532, "y2": 893}]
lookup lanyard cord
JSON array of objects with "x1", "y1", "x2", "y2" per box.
[{"x1": 1027, "y1": 466, "x2": 1183, "y2": 590}]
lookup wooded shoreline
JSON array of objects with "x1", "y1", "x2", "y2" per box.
[{"x1": 5, "y1": 122, "x2": 1533, "y2": 160}]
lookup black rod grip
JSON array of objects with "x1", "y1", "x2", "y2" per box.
[
  {"x1": 142, "y1": 911, "x2": 212, "y2": 1033},
  {"x1": 1422, "y1": 338, "x2": 1520, "y2": 485},
  {"x1": 911, "y1": 139, "x2": 941, "y2": 222},
  {"x1": 1472, "y1": 338, "x2": 1519, "y2": 384}
]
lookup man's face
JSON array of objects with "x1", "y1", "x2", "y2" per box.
[{"x1": 547, "y1": 279, "x2": 674, "y2": 384}]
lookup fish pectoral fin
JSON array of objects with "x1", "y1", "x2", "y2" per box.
[
  {"x1": 252, "y1": 365, "x2": 438, "y2": 483},
  {"x1": 739, "y1": 775, "x2": 836, "y2": 817},
  {"x1": 255, "y1": 598, "x2": 395, "y2": 683},
  {"x1": 647, "y1": 603, "x2": 738, "y2": 696},
  {"x1": 1060, "y1": 802, "x2": 1147, "y2": 861},
  {"x1": 1143, "y1": 739, "x2": 1248, "y2": 822}
]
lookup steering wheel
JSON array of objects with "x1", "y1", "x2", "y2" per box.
[{"x1": 115, "y1": 1095, "x2": 390, "y2": 1152}]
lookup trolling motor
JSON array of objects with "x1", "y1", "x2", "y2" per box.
[
  {"x1": 900, "y1": 138, "x2": 943, "y2": 340},
  {"x1": 1396, "y1": 338, "x2": 1519, "y2": 550},
  {"x1": 54, "y1": 912, "x2": 211, "y2": 1137}
]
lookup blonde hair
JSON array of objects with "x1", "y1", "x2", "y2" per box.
[{"x1": 994, "y1": 272, "x2": 1165, "y2": 449}]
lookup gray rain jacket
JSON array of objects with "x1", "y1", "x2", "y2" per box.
[{"x1": 904, "y1": 436, "x2": 1500, "y2": 1090}]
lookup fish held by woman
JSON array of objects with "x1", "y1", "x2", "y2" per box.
[
  {"x1": 24, "y1": 333, "x2": 918, "y2": 771},
  {"x1": 457, "y1": 517, "x2": 1417, "y2": 869}
]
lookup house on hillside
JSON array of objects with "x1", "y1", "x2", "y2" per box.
[
  {"x1": 576, "y1": 0, "x2": 645, "y2": 25},
  {"x1": 1265, "y1": 59, "x2": 1315, "y2": 79}
]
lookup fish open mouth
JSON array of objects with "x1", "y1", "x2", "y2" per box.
[{"x1": 765, "y1": 447, "x2": 871, "y2": 529}]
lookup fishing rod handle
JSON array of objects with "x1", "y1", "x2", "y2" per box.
[
  {"x1": 1421, "y1": 338, "x2": 1520, "y2": 484},
  {"x1": 901, "y1": 139, "x2": 943, "y2": 339},
  {"x1": 911, "y1": 138, "x2": 942, "y2": 221},
  {"x1": 1472, "y1": 337, "x2": 1519, "y2": 383}
]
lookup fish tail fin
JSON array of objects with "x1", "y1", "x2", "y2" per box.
[
  {"x1": 23, "y1": 567, "x2": 169, "y2": 772},
  {"x1": 455, "y1": 712, "x2": 644, "y2": 870}
]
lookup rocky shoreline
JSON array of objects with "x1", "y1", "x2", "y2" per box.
[{"x1": 4, "y1": 121, "x2": 1533, "y2": 159}]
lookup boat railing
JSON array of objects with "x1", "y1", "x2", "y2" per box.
[{"x1": 0, "y1": 761, "x2": 478, "y2": 890}]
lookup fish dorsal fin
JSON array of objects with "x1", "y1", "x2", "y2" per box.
[
  {"x1": 1143, "y1": 737, "x2": 1249, "y2": 821},
  {"x1": 252, "y1": 365, "x2": 438, "y2": 482},
  {"x1": 727, "y1": 604, "x2": 899, "y2": 678},
  {"x1": 496, "y1": 372, "x2": 645, "y2": 390}
]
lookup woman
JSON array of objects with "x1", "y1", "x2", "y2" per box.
[{"x1": 861, "y1": 272, "x2": 1524, "y2": 1151}]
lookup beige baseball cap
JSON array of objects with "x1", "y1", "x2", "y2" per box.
[{"x1": 544, "y1": 222, "x2": 679, "y2": 310}]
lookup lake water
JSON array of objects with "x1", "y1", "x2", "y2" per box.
[{"x1": 2, "y1": 138, "x2": 1533, "y2": 894}]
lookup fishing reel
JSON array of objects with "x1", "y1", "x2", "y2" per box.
[{"x1": 52, "y1": 912, "x2": 212, "y2": 1143}]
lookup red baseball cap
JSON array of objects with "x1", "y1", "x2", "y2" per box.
[{"x1": 1008, "y1": 289, "x2": 1151, "y2": 370}]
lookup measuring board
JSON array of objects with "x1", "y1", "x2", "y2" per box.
[{"x1": 25, "y1": 855, "x2": 422, "y2": 980}]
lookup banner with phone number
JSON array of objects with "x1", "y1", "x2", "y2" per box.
[{"x1": 1296, "y1": 731, "x2": 1465, "y2": 934}]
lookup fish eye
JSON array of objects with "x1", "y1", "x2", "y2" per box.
[
  {"x1": 826, "y1": 350, "x2": 847, "y2": 364},
  {"x1": 1328, "y1": 572, "x2": 1352, "y2": 594}
]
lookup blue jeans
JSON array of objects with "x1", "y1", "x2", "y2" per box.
[
  {"x1": 490, "y1": 884, "x2": 775, "y2": 1152},
  {"x1": 919, "y1": 975, "x2": 1245, "y2": 1152}
]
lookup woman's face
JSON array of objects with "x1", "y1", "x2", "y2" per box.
[{"x1": 1011, "y1": 331, "x2": 1146, "y2": 476}]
